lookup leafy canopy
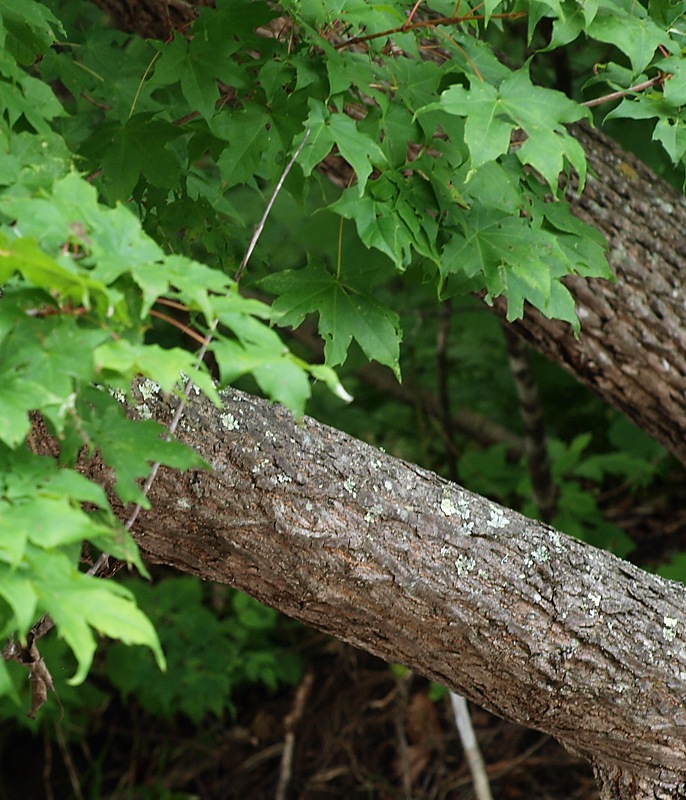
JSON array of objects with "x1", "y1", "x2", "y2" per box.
[{"x1": 0, "y1": 0, "x2": 684, "y2": 698}]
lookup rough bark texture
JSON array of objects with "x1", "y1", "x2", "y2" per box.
[
  {"x1": 84, "y1": 381, "x2": 686, "y2": 799},
  {"x1": 506, "y1": 123, "x2": 686, "y2": 466},
  {"x1": 91, "y1": 0, "x2": 199, "y2": 38}
]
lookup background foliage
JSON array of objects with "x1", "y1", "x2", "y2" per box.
[{"x1": 1, "y1": 0, "x2": 686, "y2": 794}]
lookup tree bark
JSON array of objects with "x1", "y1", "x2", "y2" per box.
[
  {"x1": 503, "y1": 122, "x2": 686, "y2": 468},
  {"x1": 83, "y1": 381, "x2": 686, "y2": 799}
]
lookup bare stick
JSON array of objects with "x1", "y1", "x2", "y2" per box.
[
  {"x1": 17, "y1": 133, "x2": 313, "y2": 710},
  {"x1": 450, "y1": 692, "x2": 493, "y2": 800},
  {"x1": 275, "y1": 671, "x2": 314, "y2": 800},
  {"x1": 91, "y1": 128, "x2": 312, "y2": 577},
  {"x1": 581, "y1": 76, "x2": 663, "y2": 108},
  {"x1": 234, "y1": 128, "x2": 311, "y2": 283}
]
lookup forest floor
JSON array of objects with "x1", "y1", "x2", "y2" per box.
[{"x1": 2, "y1": 633, "x2": 599, "y2": 800}]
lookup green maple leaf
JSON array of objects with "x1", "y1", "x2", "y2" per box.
[
  {"x1": 260, "y1": 262, "x2": 401, "y2": 378},
  {"x1": 216, "y1": 105, "x2": 270, "y2": 187},
  {"x1": 589, "y1": 4, "x2": 673, "y2": 74},
  {"x1": 421, "y1": 68, "x2": 588, "y2": 194},
  {"x1": 83, "y1": 114, "x2": 182, "y2": 202},
  {"x1": 432, "y1": 81, "x2": 514, "y2": 171},
  {"x1": 330, "y1": 182, "x2": 437, "y2": 269},
  {"x1": 441, "y1": 205, "x2": 584, "y2": 330},
  {"x1": 442, "y1": 206, "x2": 554, "y2": 286},
  {"x1": 301, "y1": 101, "x2": 386, "y2": 195},
  {"x1": 498, "y1": 71, "x2": 588, "y2": 191},
  {"x1": 28, "y1": 548, "x2": 164, "y2": 685}
]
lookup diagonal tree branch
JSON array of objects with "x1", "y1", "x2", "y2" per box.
[
  {"x1": 506, "y1": 123, "x2": 686, "y2": 467},
  {"x1": 74, "y1": 379, "x2": 686, "y2": 798}
]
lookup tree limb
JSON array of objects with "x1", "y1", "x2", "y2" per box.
[
  {"x1": 81, "y1": 381, "x2": 686, "y2": 798},
  {"x1": 508, "y1": 123, "x2": 686, "y2": 467}
]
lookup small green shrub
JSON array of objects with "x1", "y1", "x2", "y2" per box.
[{"x1": 105, "y1": 577, "x2": 304, "y2": 723}]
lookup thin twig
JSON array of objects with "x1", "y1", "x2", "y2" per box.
[
  {"x1": 334, "y1": 10, "x2": 526, "y2": 49},
  {"x1": 275, "y1": 671, "x2": 314, "y2": 800},
  {"x1": 450, "y1": 693, "x2": 493, "y2": 800},
  {"x1": 54, "y1": 721, "x2": 85, "y2": 800},
  {"x1": 403, "y1": 0, "x2": 424, "y2": 29},
  {"x1": 234, "y1": 128, "x2": 311, "y2": 282},
  {"x1": 581, "y1": 75, "x2": 663, "y2": 108},
  {"x1": 110, "y1": 320, "x2": 218, "y2": 543},
  {"x1": 90, "y1": 128, "x2": 312, "y2": 578},
  {"x1": 149, "y1": 308, "x2": 209, "y2": 346}
]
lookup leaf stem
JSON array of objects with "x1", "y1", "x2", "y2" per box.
[{"x1": 129, "y1": 50, "x2": 160, "y2": 119}]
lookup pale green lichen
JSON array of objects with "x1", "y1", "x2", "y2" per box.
[
  {"x1": 108, "y1": 387, "x2": 126, "y2": 404},
  {"x1": 582, "y1": 592, "x2": 602, "y2": 618},
  {"x1": 440, "y1": 489, "x2": 475, "y2": 535},
  {"x1": 455, "y1": 554, "x2": 476, "y2": 576},
  {"x1": 529, "y1": 546, "x2": 549, "y2": 564},
  {"x1": 486, "y1": 507, "x2": 509, "y2": 528},
  {"x1": 440, "y1": 493, "x2": 458, "y2": 516},
  {"x1": 663, "y1": 616, "x2": 678, "y2": 642},
  {"x1": 343, "y1": 478, "x2": 357, "y2": 497},
  {"x1": 177, "y1": 497, "x2": 191, "y2": 509},
  {"x1": 457, "y1": 494, "x2": 471, "y2": 520},
  {"x1": 547, "y1": 530, "x2": 563, "y2": 551},
  {"x1": 134, "y1": 379, "x2": 161, "y2": 419},
  {"x1": 138, "y1": 378, "x2": 160, "y2": 402},
  {"x1": 219, "y1": 411, "x2": 240, "y2": 431}
]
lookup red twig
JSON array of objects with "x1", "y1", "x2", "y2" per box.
[{"x1": 334, "y1": 10, "x2": 526, "y2": 49}]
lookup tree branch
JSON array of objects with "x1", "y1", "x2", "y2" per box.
[
  {"x1": 78, "y1": 380, "x2": 686, "y2": 797},
  {"x1": 499, "y1": 122, "x2": 686, "y2": 468}
]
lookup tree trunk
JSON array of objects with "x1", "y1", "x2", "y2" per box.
[
  {"x1": 503, "y1": 122, "x2": 686, "y2": 467},
  {"x1": 82, "y1": 381, "x2": 686, "y2": 799}
]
